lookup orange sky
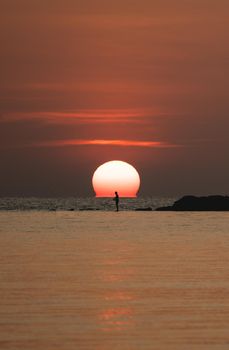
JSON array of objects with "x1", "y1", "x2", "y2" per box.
[{"x1": 0, "y1": 0, "x2": 229, "y2": 196}]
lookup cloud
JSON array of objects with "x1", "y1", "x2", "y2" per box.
[
  {"x1": 0, "y1": 109, "x2": 167, "y2": 125},
  {"x1": 36, "y1": 139, "x2": 178, "y2": 148}
]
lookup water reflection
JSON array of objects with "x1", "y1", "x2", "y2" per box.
[
  {"x1": 99, "y1": 307, "x2": 134, "y2": 332},
  {"x1": 104, "y1": 291, "x2": 135, "y2": 301},
  {"x1": 96, "y1": 239, "x2": 138, "y2": 332}
]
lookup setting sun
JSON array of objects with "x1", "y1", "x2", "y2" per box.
[{"x1": 92, "y1": 160, "x2": 140, "y2": 197}]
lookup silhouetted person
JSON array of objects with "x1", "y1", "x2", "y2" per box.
[{"x1": 113, "y1": 191, "x2": 119, "y2": 211}]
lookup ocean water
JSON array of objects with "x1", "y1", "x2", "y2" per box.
[
  {"x1": 0, "y1": 210, "x2": 229, "y2": 350},
  {"x1": 0, "y1": 197, "x2": 174, "y2": 211}
]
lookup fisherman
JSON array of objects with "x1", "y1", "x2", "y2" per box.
[{"x1": 113, "y1": 191, "x2": 119, "y2": 211}]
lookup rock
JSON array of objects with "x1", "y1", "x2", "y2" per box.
[
  {"x1": 79, "y1": 208, "x2": 96, "y2": 211},
  {"x1": 135, "y1": 207, "x2": 152, "y2": 211},
  {"x1": 156, "y1": 195, "x2": 229, "y2": 211}
]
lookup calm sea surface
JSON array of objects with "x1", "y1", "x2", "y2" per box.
[
  {"x1": 0, "y1": 197, "x2": 174, "y2": 211},
  {"x1": 0, "y1": 210, "x2": 229, "y2": 349}
]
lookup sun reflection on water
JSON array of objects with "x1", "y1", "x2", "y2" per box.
[
  {"x1": 96, "y1": 240, "x2": 138, "y2": 332},
  {"x1": 99, "y1": 307, "x2": 134, "y2": 332}
]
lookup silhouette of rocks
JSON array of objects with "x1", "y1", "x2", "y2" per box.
[
  {"x1": 156, "y1": 195, "x2": 229, "y2": 211},
  {"x1": 135, "y1": 207, "x2": 152, "y2": 211},
  {"x1": 79, "y1": 208, "x2": 98, "y2": 211}
]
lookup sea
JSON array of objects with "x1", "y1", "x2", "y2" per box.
[
  {"x1": 0, "y1": 196, "x2": 174, "y2": 211},
  {"x1": 0, "y1": 197, "x2": 229, "y2": 350}
]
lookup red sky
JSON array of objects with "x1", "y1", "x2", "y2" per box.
[{"x1": 0, "y1": 0, "x2": 229, "y2": 196}]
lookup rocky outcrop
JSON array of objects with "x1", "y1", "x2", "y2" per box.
[
  {"x1": 156, "y1": 195, "x2": 229, "y2": 211},
  {"x1": 79, "y1": 208, "x2": 97, "y2": 211},
  {"x1": 135, "y1": 207, "x2": 152, "y2": 211}
]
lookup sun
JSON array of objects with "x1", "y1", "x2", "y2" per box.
[{"x1": 92, "y1": 160, "x2": 140, "y2": 197}]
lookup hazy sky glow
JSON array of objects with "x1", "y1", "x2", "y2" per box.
[{"x1": 0, "y1": 0, "x2": 229, "y2": 196}]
